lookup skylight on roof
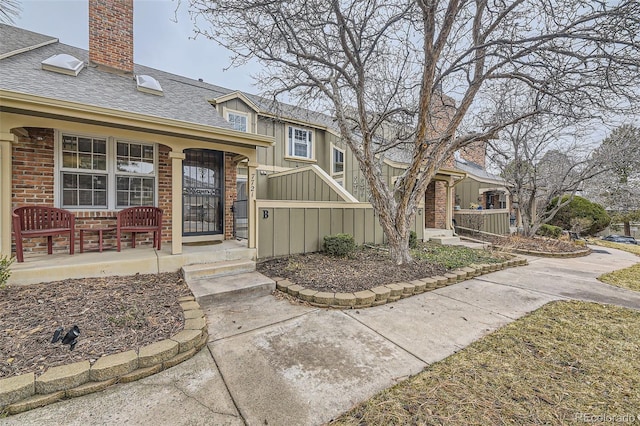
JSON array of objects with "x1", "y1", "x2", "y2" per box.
[
  {"x1": 41, "y1": 53, "x2": 84, "y2": 76},
  {"x1": 136, "y1": 75, "x2": 163, "y2": 96}
]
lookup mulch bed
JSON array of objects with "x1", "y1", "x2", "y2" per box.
[
  {"x1": 257, "y1": 247, "x2": 448, "y2": 293},
  {"x1": 467, "y1": 234, "x2": 584, "y2": 253},
  {"x1": 0, "y1": 273, "x2": 191, "y2": 379}
]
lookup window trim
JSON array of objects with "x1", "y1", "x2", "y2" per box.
[
  {"x1": 225, "y1": 109, "x2": 250, "y2": 133},
  {"x1": 285, "y1": 125, "x2": 314, "y2": 161},
  {"x1": 55, "y1": 130, "x2": 159, "y2": 210},
  {"x1": 331, "y1": 144, "x2": 345, "y2": 177}
]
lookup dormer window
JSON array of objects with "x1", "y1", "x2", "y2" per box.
[
  {"x1": 136, "y1": 74, "x2": 163, "y2": 96},
  {"x1": 41, "y1": 53, "x2": 84, "y2": 76},
  {"x1": 226, "y1": 110, "x2": 248, "y2": 132}
]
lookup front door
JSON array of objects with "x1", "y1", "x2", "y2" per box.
[{"x1": 182, "y1": 149, "x2": 224, "y2": 236}]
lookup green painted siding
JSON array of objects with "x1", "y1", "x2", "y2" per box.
[
  {"x1": 256, "y1": 202, "x2": 425, "y2": 258},
  {"x1": 454, "y1": 211, "x2": 510, "y2": 235},
  {"x1": 456, "y1": 178, "x2": 484, "y2": 208},
  {"x1": 343, "y1": 149, "x2": 405, "y2": 202},
  {"x1": 255, "y1": 117, "x2": 331, "y2": 170},
  {"x1": 267, "y1": 169, "x2": 345, "y2": 201}
]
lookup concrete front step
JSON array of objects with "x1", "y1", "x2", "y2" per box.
[
  {"x1": 181, "y1": 247, "x2": 256, "y2": 266},
  {"x1": 187, "y1": 272, "x2": 276, "y2": 305},
  {"x1": 181, "y1": 259, "x2": 256, "y2": 281},
  {"x1": 424, "y1": 228, "x2": 454, "y2": 239},
  {"x1": 429, "y1": 236, "x2": 461, "y2": 245}
]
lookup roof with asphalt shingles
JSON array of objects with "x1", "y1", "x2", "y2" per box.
[
  {"x1": 0, "y1": 24, "x2": 57, "y2": 58},
  {"x1": 0, "y1": 24, "x2": 496, "y2": 179},
  {"x1": 0, "y1": 23, "x2": 342, "y2": 133},
  {"x1": 455, "y1": 158, "x2": 503, "y2": 183}
]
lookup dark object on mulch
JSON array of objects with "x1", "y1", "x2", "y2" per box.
[
  {"x1": 0, "y1": 272, "x2": 191, "y2": 379},
  {"x1": 257, "y1": 248, "x2": 447, "y2": 293}
]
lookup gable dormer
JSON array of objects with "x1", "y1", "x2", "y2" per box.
[{"x1": 210, "y1": 91, "x2": 260, "y2": 133}]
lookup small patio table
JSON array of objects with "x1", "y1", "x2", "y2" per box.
[{"x1": 79, "y1": 227, "x2": 117, "y2": 253}]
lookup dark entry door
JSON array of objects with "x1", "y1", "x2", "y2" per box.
[{"x1": 183, "y1": 149, "x2": 224, "y2": 236}]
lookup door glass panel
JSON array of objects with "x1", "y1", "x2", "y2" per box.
[{"x1": 183, "y1": 149, "x2": 224, "y2": 236}]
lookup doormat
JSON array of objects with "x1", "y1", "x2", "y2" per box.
[{"x1": 183, "y1": 240, "x2": 223, "y2": 246}]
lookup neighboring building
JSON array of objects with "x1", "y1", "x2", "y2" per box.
[
  {"x1": 0, "y1": 1, "x2": 468, "y2": 264},
  {"x1": 453, "y1": 142, "x2": 511, "y2": 235}
]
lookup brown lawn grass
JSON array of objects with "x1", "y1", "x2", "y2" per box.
[
  {"x1": 330, "y1": 301, "x2": 640, "y2": 426},
  {"x1": 590, "y1": 239, "x2": 640, "y2": 292}
]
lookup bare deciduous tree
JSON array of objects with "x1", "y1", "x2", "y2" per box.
[
  {"x1": 488, "y1": 113, "x2": 604, "y2": 236},
  {"x1": 585, "y1": 124, "x2": 640, "y2": 236},
  {"x1": 186, "y1": 0, "x2": 640, "y2": 263},
  {"x1": 0, "y1": 0, "x2": 20, "y2": 24}
]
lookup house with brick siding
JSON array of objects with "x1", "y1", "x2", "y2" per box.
[
  {"x1": 453, "y1": 142, "x2": 512, "y2": 235},
  {"x1": 0, "y1": 1, "x2": 472, "y2": 270}
]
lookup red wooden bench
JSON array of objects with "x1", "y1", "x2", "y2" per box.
[
  {"x1": 12, "y1": 206, "x2": 76, "y2": 263},
  {"x1": 116, "y1": 206, "x2": 163, "y2": 252}
]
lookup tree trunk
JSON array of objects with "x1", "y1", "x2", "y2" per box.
[
  {"x1": 387, "y1": 232, "x2": 413, "y2": 265},
  {"x1": 624, "y1": 221, "x2": 631, "y2": 236},
  {"x1": 375, "y1": 201, "x2": 415, "y2": 265}
]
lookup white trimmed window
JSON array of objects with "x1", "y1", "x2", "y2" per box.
[
  {"x1": 287, "y1": 126, "x2": 313, "y2": 159},
  {"x1": 332, "y1": 146, "x2": 345, "y2": 175},
  {"x1": 227, "y1": 111, "x2": 248, "y2": 132},
  {"x1": 115, "y1": 142, "x2": 156, "y2": 207},
  {"x1": 58, "y1": 133, "x2": 157, "y2": 209}
]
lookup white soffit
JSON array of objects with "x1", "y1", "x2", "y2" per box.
[{"x1": 41, "y1": 53, "x2": 84, "y2": 76}]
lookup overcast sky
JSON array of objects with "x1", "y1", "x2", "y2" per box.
[{"x1": 13, "y1": 0, "x2": 258, "y2": 93}]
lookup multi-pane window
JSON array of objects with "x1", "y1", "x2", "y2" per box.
[
  {"x1": 59, "y1": 133, "x2": 156, "y2": 209},
  {"x1": 61, "y1": 135, "x2": 108, "y2": 207},
  {"x1": 116, "y1": 142, "x2": 155, "y2": 207},
  {"x1": 227, "y1": 111, "x2": 248, "y2": 132},
  {"x1": 288, "y1": 126, "x2": 313, "y2": 159}
]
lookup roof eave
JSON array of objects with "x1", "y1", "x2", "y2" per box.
[{"x1": 0, "y1": 89, "x2": 275, "y2": 148}]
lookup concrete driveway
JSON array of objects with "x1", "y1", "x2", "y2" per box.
[{"x1": 4, "y1": 245, "x2": 639, "y2": 426}]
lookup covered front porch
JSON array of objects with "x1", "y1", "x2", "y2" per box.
[
  {"x1": 0, "y1": 91, "x2": 275, "y2": 270},
  {"x1": 7, "y1": 240, "x2": 253, "y2": 286}
]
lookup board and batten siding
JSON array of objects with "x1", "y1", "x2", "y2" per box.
[
  {"x1": 256, "y1": 201, "x2": 425, "y2": 258},
  {"x1": 268, "y1": 168, "x2": 345, "y2": 201},
  {"x1": 255, "y1": 117, "x2": 333, "y2": 171},
  {"x1": 343, "y1": 147, "x2": 407, "y2": 202},
  {"x1": 454, "y1": 210, "x2": 510, "y2": 235}
]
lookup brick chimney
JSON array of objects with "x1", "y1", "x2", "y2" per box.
[
  {"x1": 459, "y1": 141, "x2": 486, "y2": 168},
  {"x1": 89, "y1": 0, "x2": 134, "y2": 75}
]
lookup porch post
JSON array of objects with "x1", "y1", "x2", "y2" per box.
[
  {"x1": 445, "y1": 178, "x2": 454, "y2": 231},
  {"x1": 169, "y1": 150, "x2": 185, "y2": 255},
  {"x1": 247, "y1": 161, "x2": 258, "y2": 249},
  {"x1": 0, "y1": 134, "x2": 16, "y2": 258}
]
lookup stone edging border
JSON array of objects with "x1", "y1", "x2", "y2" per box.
[
  {"x1": 274, "y1": 256, "x2": 528, "y2": 309},
  {"x1": 494, "y1": 245, "x2": 591, "y2": 258},
  {"x1": 0, "y1": 296, "x2": 208, "y2": 416}
]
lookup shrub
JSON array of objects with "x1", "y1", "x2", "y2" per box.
[
  {"x1": 409, "y1": 231, "x2": 418, "y2": 249},
  {"x1": 323, "y1": 233, "x2": 356, "y2": 257},
  {"x1": 0, "y1": 255, "x2": 14, "y2": 288},
  {"x1": 537, "y1": 224, "x2": 563, "y2": 238},
  {"x1": 547, "y1": 196, "x2": 610, "y2": 236}
]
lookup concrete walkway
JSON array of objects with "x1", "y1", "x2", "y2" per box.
[{"x1": 4, "y1": 246, "x2": 639, "y2": 426}]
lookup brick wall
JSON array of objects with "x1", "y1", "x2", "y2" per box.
[
  {"x1": 459, "y1": 141, "x2": 486, "y2": 168},
  {"x1": 11, "y1": 128, "x2": 172, "y2": 257},
  {"x1": 89, "y1": 0, "x2": 134, "y2": 74},
  {"x1": 224, "y1": 153, "x2": 238, "y2": 240},
  {"x1": 424, "y1": 181, "x2": 447, "y2": 229}
]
